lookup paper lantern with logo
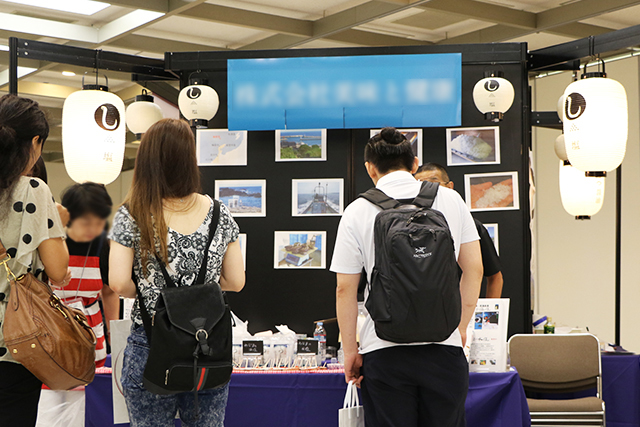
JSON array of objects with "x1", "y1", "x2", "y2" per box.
[
  {"x1": 559, "y1": 160, "x2": 605, "y2": 220},
  {"x1": 178, "y1": 78, "x2": 219, "y2": 128},
  {"x1": 126, "y1": 90, "x2": 163, "y2": 141},
  {"x1": 554, "y1": 134, "x2": 568, "y2": 161},
  {"x1": 62, "y1": 85, "x2": 126, "y2": 185},
  {"x1": 562, "y1": 75, "x2": 627, "y2": 174},
  {"x1": 472, "y1": 71, "x2": 515, "y2": 122},
  {"x1": 557, "y1": 94, "x2": 565, "y2": 122}
]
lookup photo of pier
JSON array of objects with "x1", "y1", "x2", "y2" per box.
[{"x1": 292, "y1": 179, "x2": 344, "y2": 217}]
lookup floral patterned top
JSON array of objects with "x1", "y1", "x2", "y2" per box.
[{"x1": 108, "y1": 196, "x2": 239, "y2": 327}]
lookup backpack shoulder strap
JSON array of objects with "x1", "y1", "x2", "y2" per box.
[
  {"x1": 195, "y1": 199, "x2": 221, "y2": 284},
  {"x1": 359, "y1": 188, "x2": 401, "y2": 210},
  {"x1": 412, "y1": 181, "x2": 439, "y2": 209}
]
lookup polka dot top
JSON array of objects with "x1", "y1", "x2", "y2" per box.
[{"x1": 0, "y1": 176, "x2": 65, "y2": 364}]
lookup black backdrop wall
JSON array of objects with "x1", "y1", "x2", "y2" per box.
[{"x1": 167, "y1": 42, "x2": 532, "y2": 346}]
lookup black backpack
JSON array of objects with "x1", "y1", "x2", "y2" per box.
[
  {"x1": 134, "y1": 200, "x2": 233, "y2": 405},
  {"x1": 359, "y1": 181, "x2": 461, "y2": 343}
]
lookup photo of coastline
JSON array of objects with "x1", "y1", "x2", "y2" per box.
[
  {"x1": 292, "y1": 179, "x2": 343, "y2": 217},
  {"x1": 214, "y1": 179, "x2": 266, "y2": 217},
  {"x1": 275, "y1": 129, "x2": 327, "y2": 161}
]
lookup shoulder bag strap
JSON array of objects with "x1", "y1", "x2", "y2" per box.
[
  {"x1": 0, "y1": 238, "x2": 7, "y2": 260},
  {"x1": 358, "y1": 188, "x2": 401, "y2": 210},
  {"x1": 412, "y1": 181, "x2": 439, "y2": 209}
]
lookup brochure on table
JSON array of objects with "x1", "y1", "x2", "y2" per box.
[{"x1": 464, "y1": 298, "x2": 510, "y2": 373}]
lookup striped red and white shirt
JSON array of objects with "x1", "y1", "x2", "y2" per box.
[{"x1": 54, "y1": 233, "x2": 109, "y2": 367}]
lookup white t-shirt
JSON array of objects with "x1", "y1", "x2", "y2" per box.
[{"x1": 330, "y1": 171, "x2": 479, "y2": 354}]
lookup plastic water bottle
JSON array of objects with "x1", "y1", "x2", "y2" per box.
[{"x1": 314, "y1": 322, "x2": 327, "y2": 366}]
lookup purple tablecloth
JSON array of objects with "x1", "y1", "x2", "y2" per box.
[
  {"x1": 85, "y1": 358, "x2": 530, "y2": 427},
  {"x1": 601, "y1": 354, "x2": 640, "y2": 427}
]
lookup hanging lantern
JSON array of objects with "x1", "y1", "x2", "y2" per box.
[
  {"x1": 559, "y1": 160, "x2": 605, "y2": 220},
  {"x1": 562, "y1": 65, "x2": 627, "y2": 175},
  {"x1": 554, "y1": 134, "x2": 568, "y2": 161},
  {"x1": 557, "y1": 94, "x2": 565, "y2": 122},
  {"x1": 472, "y1": 71, "x2": 515, "y2": 122},
  {"x1": 62, "y1": 76, "x2": 126, "y2": 185},
  {"x1": 126, "y1": 89, "x2": 164, "y2": 141},
  {"x1": 178, "y1": 77, "x2": 219, "y2": 128}
]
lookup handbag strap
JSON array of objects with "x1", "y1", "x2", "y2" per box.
[{"x1": 134, "y1": 199, "x2": 221, "y2": 340}]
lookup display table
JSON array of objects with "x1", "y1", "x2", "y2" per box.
[
  {"x1": 85, "y1": 361, "x2": 530, "y2": 427},
  {"x1": 600, "y1": 354, "x2": 640, "y2": 427}
]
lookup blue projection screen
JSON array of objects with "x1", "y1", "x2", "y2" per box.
[{"x1": 227, "y1": 53, "x2": 462, "y2": 131}]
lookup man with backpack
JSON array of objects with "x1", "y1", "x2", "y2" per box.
[{"x1": 331, "y1": 128, "x2": 483, "y2": 427}]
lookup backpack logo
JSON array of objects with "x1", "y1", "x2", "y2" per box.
[
  {"x1": 94, "y1": 104, "x2": 120, "y2": 131},
  {"x1": 414, "y1": 247, "x2": 433, "y2": 258}
]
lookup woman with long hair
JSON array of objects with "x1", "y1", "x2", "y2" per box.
[
  {"x1": 109, "y1": 118, "x2": 245, "y2": 426},
  {"x1": 0, "y1": 94, "x2": 71, "y2": 427}
]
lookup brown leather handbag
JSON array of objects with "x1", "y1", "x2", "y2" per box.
[{"x1": 0, "y1": 239, "x2": 97, "y2": 390}]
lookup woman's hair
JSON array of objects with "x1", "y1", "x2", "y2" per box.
[
  {"x1": 29, "y1": 156, "x2": 48, "y2": 184},
  {"x1": 0, "y1": 94, "x2": 49, "y2": 197},
  {"x1": 364, "y1": 127, "x2": 415, "y2": 174},
  {"x1": 62, "y1": 182, "x2": 113, "y2": 223},
  {"x1": 124, "y1": 118, "x2": 200, "y2": 264}
]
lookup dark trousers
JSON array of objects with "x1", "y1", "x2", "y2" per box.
[
  {"x1": 0, "y1": 361, "x2": 42, "y2": 427},
  {"x1": 361, "y1": 344, "x2": 468, "y2": 427}
]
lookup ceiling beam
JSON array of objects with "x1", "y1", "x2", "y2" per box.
[
  {"x1": 105, "y1": 34, "x2": 228, "y2": 54},
  {"x1": 101, "y1": 0, "x2": 169, "y2": 13},
  {"x1": 418, "y1": 0, "x2": 536, "y2": 29},
  {"x1": 178, "y1": 4, "x2": 313, "y2": 37},
  {"x1": 240, "y1": 0, "x2": 431, "y2": 50},
  {"x1": 437, "y1": 0, "x2": 639, "y2": 44},
  {"x1": 537, "y1": 0, "x2": 640, "y2": 29}
]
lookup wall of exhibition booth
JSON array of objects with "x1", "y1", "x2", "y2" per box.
[
  {"x1": 532, "y1": 56, "x2": 640, "y2": 352},
  {"x1": 8, "y1": 39, "x2": 533, "y2": 343},
  {"x1": 16, "y1": 30, "x2": 640, "y2": 351}
]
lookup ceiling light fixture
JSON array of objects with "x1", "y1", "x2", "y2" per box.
[
  {"x1": 3, "y1": 0, "x2": 110, "y2": 16},
  {"x1": 62, "y1": 71, "x2": 76, "y2": 77}
]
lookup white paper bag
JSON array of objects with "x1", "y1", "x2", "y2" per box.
[{"x1": 339, "y1": 381, "x2": 364, "y2": 427}]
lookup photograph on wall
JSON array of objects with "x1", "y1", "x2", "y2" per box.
[
  {"x1": 197, "y1": 129, "x2": 248, "y2": 166},
  {"x1": 446, "y1": 126, "x2": 500, "y2": 166},
  {"x1": 483, "y1": 223, "x2": 499, "y2": 254},
  {"x1": 464, "y1": 172, "x2": 519, "y2": 212},
  {"x1": 370, "y1": 129, "x2": 423, "y2": 164},
  {"x1": 238, "y1": 233, "x2": 247, "y2": 271},
  {"x1": 275, "y1": 129, "x2": 327, "y2": 161},
  {"x1": 214, "y1": 179, "x2": 266, "y2": 217},
  {"x1": 292, "y1": 179, "x2": 344, "y2": 217},
  {"x1": 274, "y1": 231, "x2": 326, "y2": 269}
]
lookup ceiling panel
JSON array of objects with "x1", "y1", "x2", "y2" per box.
[{"x1": 394, "y1": 10, "x2": 467, "y2": 30}]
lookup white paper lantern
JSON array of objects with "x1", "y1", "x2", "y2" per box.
[
  {"x1": 554, "y1": 134, "x2": 568, "y2": 161},
  {"x1": 557, "y1": 94, "x2": 565, "y2": 122},
  {"x1": 562, "y1": 76, "x2": 628, "y2": 174},
  {"x1": 559, "y1": 160, "x2": 605, "y2": 220},
  {"x1": 178, "y1": 81, "x2": 219, "y2": 128},
  {"x1": 62, "y1": 88, "x2": 126, "y2": 185},
  {"x1": 126, "y1": 91, "x2": 163, "y2": 138},
  {"x1": 472, "y1": 72, "x2": 515, "y2": 122}
]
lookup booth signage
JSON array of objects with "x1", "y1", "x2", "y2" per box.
[
  {"x1": 242, "y1": 340, "x2": 264, "y2": 356},
  {"x1": 296, "y1": 339, "x2": 319, "y2": 355},
  {"x1": 227, "y1": 53, "x2": 462, "y2": 130}
]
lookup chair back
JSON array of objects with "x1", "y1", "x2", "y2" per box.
[{"x1": 508, "y1": 334, "x2": 601, "y2": 394}]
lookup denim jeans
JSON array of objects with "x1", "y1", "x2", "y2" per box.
[{"x1": 121, "y1": 325, "x2": 229, "y2": 427}]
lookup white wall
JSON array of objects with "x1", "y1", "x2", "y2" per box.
[
  {"x1": 532, "y1": 56, "x2": 640, "y2": 351},
  {"x1": 45, "y1": 162, "x2": 133, "y2": 222}
]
